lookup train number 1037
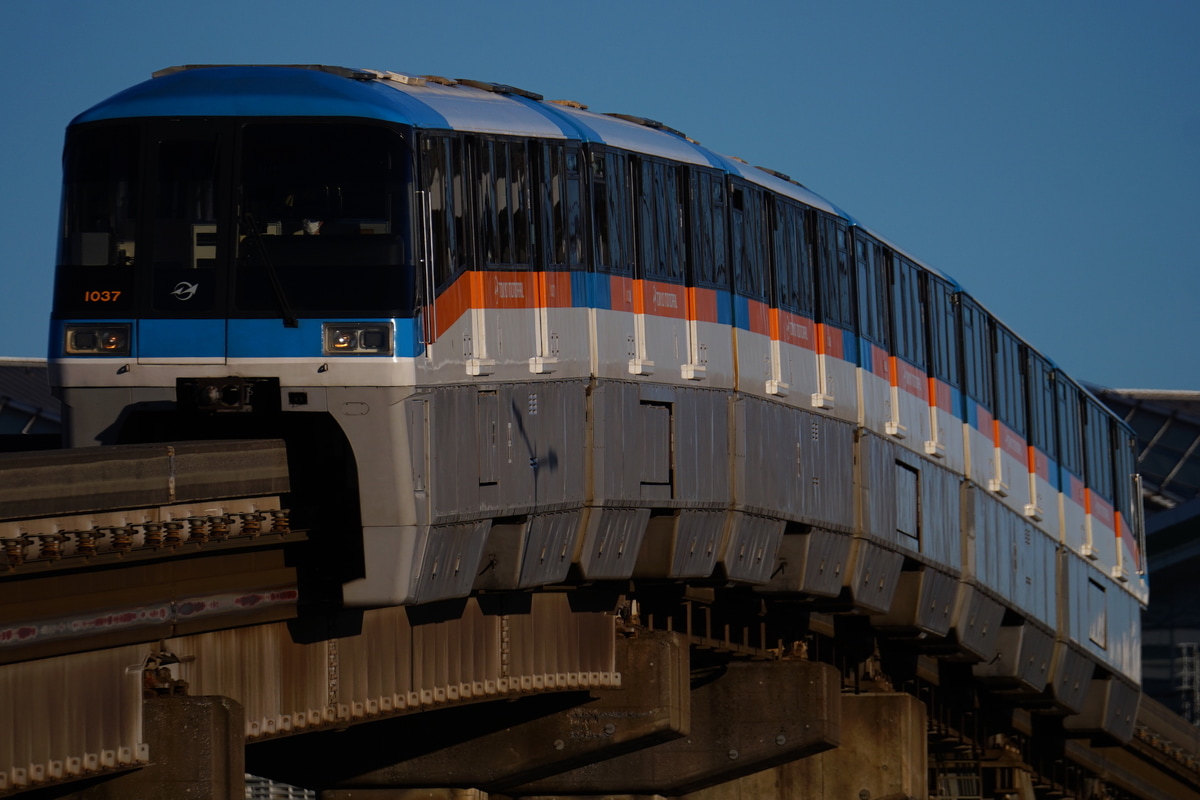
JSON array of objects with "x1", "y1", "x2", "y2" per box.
[{"x1": 84, "y1": 290, "x2": 122, "y2": 302}]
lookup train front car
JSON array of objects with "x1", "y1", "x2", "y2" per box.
[
  {"x1": 49, "y1": 65, "x2": 1149, "y2": 743},
  {"x1": 50, "y1": 66, "x2": 463, "y2": 601}
]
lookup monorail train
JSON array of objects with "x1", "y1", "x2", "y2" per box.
[{"x1": 49, "y1": 65, "x2": 1147, "y2": 736}]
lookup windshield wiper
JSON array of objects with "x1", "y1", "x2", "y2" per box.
[{"x1": 241, "y1": 213, "x2": 299, "y2": 328}]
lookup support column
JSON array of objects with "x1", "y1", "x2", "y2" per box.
[
  {"x1": 678, "y1": 692, "x2": 927, "y2": 800},
  {"x1": 513, "y1": 658, "x2": 842, "y2": 797},
  {"x1": 70, "y1": 696, "x2": 245, "y2": 800}
]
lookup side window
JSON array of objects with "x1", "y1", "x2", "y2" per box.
[
  {"x1": 592, "y1": 148, "x2": 633, "y2": 275},
  {"x1": 60, "y1": 123, "x2": 141, "y2": 267},
  {"x1": 854, "y1": 232, "x2": 890, "y2": 349},
  {"x1": 635, "y1": 158, "x2": 686, "y2": 282},
  {"x1": 926, "y1": 276, "x2": 959, "y2": 389},
  {"x1": 420, "y1": 134, "x2": 467, "y2": 290},
  {"x1": 816, "y1": 214, "x2": 854, "y2": 330},
  {"x1": 1027, "y1": 351, "x2": 1057, "y2": 459},
  {"x1": 730, "y1": 182, "x2": 767, "y2": 299},
  {"x1": 993, "y1": 325, "x2": 1026, "y2": 436},
  {"x1": 1084, "y1": 398, "x2": 1115, "y2": 502},
  {"x1": 476, "y1": 138, "x2": 531, "y2": 268},
  {"x1": 1056, "y1": 376, "x2": 1084, "y2": 479},
  {"x1": 891, "y1": 257, "x2": 926, "y2": 368},
  {"x1": 565, "y1": 147, "x2": 584, "y2": 269},
  {"x1": 959, "y1": 296, "x2": 993, "y2": 408},
  {"x1": 691, "y1": 169, "x2": 728, "y2": 289},
  {"x1": 771, "y1": 199, "x2": 813, "y2": 315},
  {"x1": 538, "y1": 141, "x2": 568, "y2": 269}
]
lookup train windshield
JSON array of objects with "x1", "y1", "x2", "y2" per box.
[
  {"x1": 55, "y1": 120, "x2": 415, "y2": 319},
  {"x1": 235, "y1": 123, "x2": 414, "y2": 316}
]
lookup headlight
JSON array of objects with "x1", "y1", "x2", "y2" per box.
[
  {"x1": 323, "y1": 322, "x2": 393, "y2": 356},
  {"x1": 65, "y1": 324, "x2": 131, "y2": 356}
]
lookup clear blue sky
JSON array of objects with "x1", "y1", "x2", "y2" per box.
[{"x1": 3, "y1": 1, "x2": 1197, "y2": 390}]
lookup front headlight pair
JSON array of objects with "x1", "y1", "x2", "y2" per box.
[{"x1": 63, "y1": 322, "x2": 393, "y2": 357}]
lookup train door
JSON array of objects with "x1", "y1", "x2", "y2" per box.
[
  {"x1": 137, "y1": 121, "x2": 230, "y2": 365},
  {"x1": 629, "y1": 156, "x2": 689, "y2": 378},
  {"x1": 1056, "y1": 376, "x2": 1090, "y2": 556},
  {"x1": 684, "y1": 168, "x2": 730, "y2": 383},
  {"x1": 531, "y1": 141, "x2": 586, "y2": 375},
  {"x1": 472, "y1": 137, "x2": 537, "y2": 377},
  {"x1": 589, "y1": 148, "x2": 638, "y2": 379},
  {"x1": 417, "y1": 133, "x2": 470, "y2": 360},
  {"x1": 853, "y1": 230, "x2": 893, "y2": 434},
  {"x1": 924, "y1": 276, "x2": 964, "y2": 474},
  {"x1": 813, "y1": 214, "x2": 858, "y2": 425},
  {"x1": 1025, "y1": 352, "x2": 1062, "y2": 538},
  {"x1": 959, "y1": 296, "x2": 996, "y2": 490},
  {"x1": 991, "y1": 324, "x2": 1029, "y2": 515},
  {"x1": 1082, "y1": 397, "x2": 1119, "y2": 573},
  {"x1": 888, "y1": 256, "x2": 931, "y2": 449},
  {"x1": 765, "y1": 197, "x2": 818, "y2": 399},
  {"x1": 729, "y1": 179, "x2": 772, "y2": 395}
]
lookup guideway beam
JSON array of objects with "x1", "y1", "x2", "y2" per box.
[
  {"x1": 512, "y1": 657, "x2": 841, "y2": 796},
  {"x1": 319, "y1": 631, "x2": 690, "y2": 791}
]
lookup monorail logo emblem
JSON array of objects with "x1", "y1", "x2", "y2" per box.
[{"x1": 171, "y1": 281, "x2": 199, "y2": 301}]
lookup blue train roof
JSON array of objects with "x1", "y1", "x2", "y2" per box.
[{"x1": 74, "y1": 65, "x2": 847, "y2": 217}]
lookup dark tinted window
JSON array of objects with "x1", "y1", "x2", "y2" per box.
[
  {"x1": 772, "y1": 199, "x2": 813, "y2": 315},
  {"x1": 960, "y1": 296, "x2": 993, "y2": 407},
  {"x1": 993, "y1": 325, "x2": 1026, "y2": 435},
  {"x1": 59, "y1": 124, "x2": 140, "y2": 267},
  {"x1": 593, "y1": 149, "x2": 633, "y2": 275},
  {"x1": 817, "y1": 214, "x2": 854, "y2": 330},
  {"x1": 236, "y1": 123, "x2": 412, "y2": 315},
  {"x1": 636, "y1": 158, "x2": 686, "y2": 282},
  {"x1": 927, "y1": 276, "x2": 959, "y2": 388},
  {"x1": 855, "y1": 232, "x2": 890, "y2": 348},
  {"x1": 892, "y1": 257, "x2": 925, "y2": 368},
  {"x1": 1027, "y1": 351, "x2": 1056, "y2": 457},
  {"x1": 731, "y1": 182, "x2": 768, "y2": 299}
]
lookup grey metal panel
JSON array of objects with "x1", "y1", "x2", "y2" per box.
[
  {"x1": 719, "y1": 512, "x2": 784, "y2": 584},
  {"x1": 590, "y1": 381, "x2": 643, "y2": 504},
  {"x1": 858, "y1": 433, "x2": 898, "y2": 545},
  {"x1": 672, "y1": 387, "x2": 731, "y2": 506},
  {"x1": 756, "y1": 527, "x2": 852, "y2": 597},
  {"x1": 519, "y1": 511, "x2": 582, "y2": 587},
  {"x1": 919, "y1": 457, "x2": 961, "y2": 569},
  {"x1": 426, "y1": 382, "x2": 587, "y2": 523},
  {"x1": 844, "y1": 538, "x2": 904, "y2": 614},
  {"x1": 1048, "y1": 642, "x2": 1094, "y2": 714},
  {"x1": 1062, "y1": 550, "x2": 1143, "y2": 684},
  {"x1": 1064, "y1": 675, "x2": 1140, "y2": 743},
  {"x1": 414, "y1": 520, "x2": 492, "y2": 604},
  {"x1": 949, "y1": 582, "x2": 1004, "y2": 661},
  {"x1": 669, "y1": 510, "x2": 727, "y2": 578},
  {"x1": 873, "y1": 567, "x2": 958, "y2": 637},
  {"x1": 968, "y1": 486, "x2": 1056, "y2": 630},
  {"x1": 798, "y1": 411, "x2": 856, "y2": 531},
  {"x1": 526, "y1": 381, "x2": 588, "y2": 512},
  {"x1": 633, "y1": 510, "x2": 727, "y2": 579},
  {"x1": 576, "y1": 507, "x2": 651, "y2": 580},
  {"x1": 972, "y1": 621, "x2": 1055, "y2": 692},
  {"x1": 732, "y1": 396, "x2": 854, "y2": 530}
]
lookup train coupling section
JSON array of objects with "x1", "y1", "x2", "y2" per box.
[{"x1": 176, "y1": 377, "x2": 281, "y2": 413}]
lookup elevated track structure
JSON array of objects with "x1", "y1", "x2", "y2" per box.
[{"x1": 0, "y1": 441, "x2": 1196, "y2": 800}]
